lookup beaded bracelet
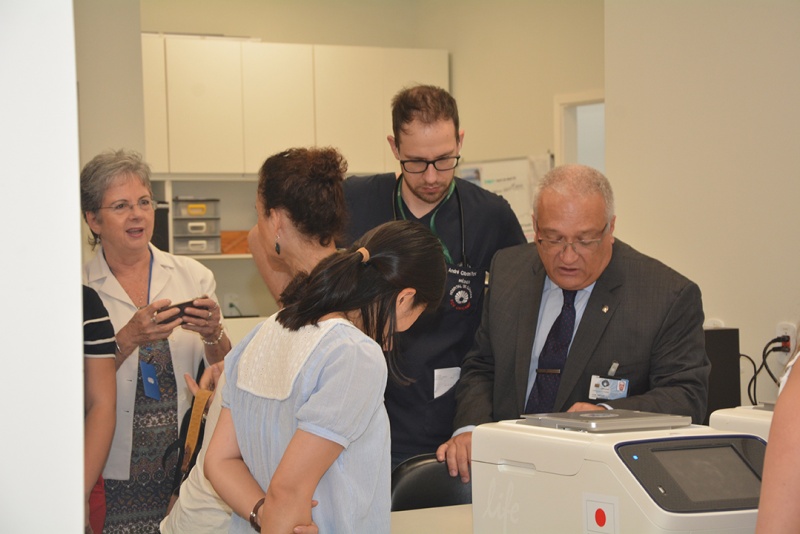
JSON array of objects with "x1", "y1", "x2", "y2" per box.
[
  {"x1": 250, "y1": 497, "x2": 265, "y2": 532},
  {"x1": 202, "y1": 324, "x2": 225, "y2": 345}
]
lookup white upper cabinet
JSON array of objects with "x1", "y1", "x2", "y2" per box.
[
  {"x1": 314, "y1": 45, "x2": 386, "y2": 174},
  {"x1": 166, "y1": 36, "x2": 244, "y2": 174},
  {"x1": 142, "y1": 35, "x2": 448, "y2": 176},
  {"x1": 141, "y1": 33, "x2": 169, "y2": 173},
  {"x1": 242, "y1": 42, "x2": 315, "y2": 173}
]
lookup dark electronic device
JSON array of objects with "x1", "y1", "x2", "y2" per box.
[
  {"x1": 616, "y1": 435, "x2": 764, "y2": 513},
  {"x1": 159, "y1": 299, "x2": 206, "y2": 323}
]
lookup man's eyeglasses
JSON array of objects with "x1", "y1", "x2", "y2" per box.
[
  {"x1": 400, "y1": 155, "x2": 461, "y2": 174},
  {"x1": 97, "y1": 198, "x2": 155, "y2": 215},
  {"x1": 536, "y1": 223, "x2": 609, "y2": 255}
]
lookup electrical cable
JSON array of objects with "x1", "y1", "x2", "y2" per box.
[
  {"x1": 748, "y1": 335, "x2": 789, "y2": 406},
  {"x1": 763, "y1": 346, "x2": 786, "y2": 386},
  {"x1": 740, "y1": 353, "x2": 757, "y2": 405},
  {"x1": 228, "y1": 303, "x2": 244, "y2": 317},
  {"x1": 748, "y1": 362, "x2": 760, "y2": 407}
]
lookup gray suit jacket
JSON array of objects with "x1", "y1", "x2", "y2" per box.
[{"x1": 454, "y1": 239, "x2": 711, "y2": 426}]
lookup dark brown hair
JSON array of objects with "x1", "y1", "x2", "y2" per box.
[
  {"x1": 278, "y1": 220, "x2": 446, "y2": 383},
  {"x1": 258, "y1": 147, "x2": 348, "y2": 247},
  {"x1": 391, "y1": 85, "x2": 460, "y2": 147}
]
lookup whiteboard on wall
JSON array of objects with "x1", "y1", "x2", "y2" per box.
[{"x1": 460, "y1": 155, "x2": 551, "y2": 241}]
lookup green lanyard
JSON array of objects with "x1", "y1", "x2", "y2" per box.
[{"x1": 395, "y1": 178, "x2": 456, "y2": 264}]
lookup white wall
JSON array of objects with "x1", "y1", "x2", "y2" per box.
[
  {"x1": 0, "y1": 1, "x2": 83, "y2": 531},
  {"x1": 417, "y1": 0, "x2": 605, "y2": 162},
  {"x1": 75, "y1": 0, "x2": 146, "y2": 264},
  {"x1": 605, "y1": 0, "x2": 800, "y2": 404},
  {"x1": 74, "y1": 0, "x2": 145, "y2": 166}
]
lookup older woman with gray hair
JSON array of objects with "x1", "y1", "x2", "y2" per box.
[{"x1": 81, "y1": 149, "x2": 231, "y2": 533}]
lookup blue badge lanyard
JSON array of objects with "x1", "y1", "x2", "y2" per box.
[
  {"x1": 146, "y1": 248, "x2": 154, "y2": 305},
  {"x1": 143, "y1": 249, "x2": 155, "y2": 363},
  {"x1": 393, "y1": 176, "x2": 469, "y2": 267}
]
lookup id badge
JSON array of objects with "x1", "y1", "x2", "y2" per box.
[
  {"x1": 434, "y1": 367, "x2": 461, "y2": 399},
  {"x1": 140, "y1": 360, "x2": 161, "y2": 400},
  {"x1": 589, "y1": 374, "x2": 629, "y2": 400}
]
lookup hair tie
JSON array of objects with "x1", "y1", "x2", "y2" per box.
[{"x1": 356, "y1": 247, "x2": 370, "y2": 264}]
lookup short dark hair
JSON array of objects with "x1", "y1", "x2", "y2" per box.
[
  {"x1": 258, "y1": 147, "x2": 348, "y2": 247},
  {"x1": 391, "y1": 85, "x2": 459, "y2": 147},
  {"x1": 278, "y1": 220, "x2": 446, "y2": 383}
]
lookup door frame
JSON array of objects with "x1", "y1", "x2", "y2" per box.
[{"x1": 553, "y1": 89, "x2": 605, "y2": 167}]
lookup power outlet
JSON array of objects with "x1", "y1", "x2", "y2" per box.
[
  {"x1": 776, "y1": 321, "x2": 798, "y2": 366},
  {"x1": 224, "y1": 293, "x2": 241, "y2": 315}
]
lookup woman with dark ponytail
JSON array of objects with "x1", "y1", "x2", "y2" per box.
[{"x1": 206, "y1": 220, "x2": 446, "y2": 534}]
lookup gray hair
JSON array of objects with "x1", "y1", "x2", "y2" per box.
[
  {"x1": 533, "y1": 164, "x2": 615, "y2": 223},
  {"x1": 80, "y1": 149, "x2": 153, "y2": 246}
]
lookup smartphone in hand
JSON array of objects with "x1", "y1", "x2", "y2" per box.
[{"x1": 159, "y1": 299, "x2": 206, "y2": 323}]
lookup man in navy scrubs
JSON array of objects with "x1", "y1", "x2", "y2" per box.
[{"x1": 340, "y1": 85, "x2": 526, "y2": 468}]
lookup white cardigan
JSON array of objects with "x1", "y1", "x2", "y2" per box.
[{"x1": 83, "y1": 244, "x2": 222, "y2": 480}]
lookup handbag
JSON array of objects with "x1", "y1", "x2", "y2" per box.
[{"x1": 163, "y1": 362, "x2": 213, "y2": 505}]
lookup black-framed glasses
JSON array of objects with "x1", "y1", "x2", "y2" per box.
[
  {"x1": 536, "y1": 223, "x2": 609, "y2": 255},
  {"x1": 400, "y1": 155, "x2": 461, "y2": 174},
  {"x1": 97, "y1": 198, "x2": 155, "y2": 215}
]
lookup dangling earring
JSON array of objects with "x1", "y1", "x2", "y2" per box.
[{"x1": 275, "y1": 234, "x2": 281, "y2": 255}]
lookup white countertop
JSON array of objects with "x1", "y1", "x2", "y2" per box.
[{"x1": 391, "y1": 504, "x2": 472, "y2": 533}]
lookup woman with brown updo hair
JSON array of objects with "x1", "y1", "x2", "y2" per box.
[{"x1": 161, "y1": 147, "x2": 348, "y2": 534}]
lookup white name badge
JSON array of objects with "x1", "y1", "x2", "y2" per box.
[
  {"x1": 589, "y1": 374, "x2": 629, "y2": 400},
  {"x1": 434, "y1": 367, "x2": 461, "y2": 399}
]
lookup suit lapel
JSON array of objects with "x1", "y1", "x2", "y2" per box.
[
  {"x1": 514, "y1": 257, "x2": 548, "y2": 415},
  {"x1": 554, "y1": 253, "x2": 624, "y2": 411}
]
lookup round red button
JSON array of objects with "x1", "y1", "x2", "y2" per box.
[{"x1": 595, "y1": 508, "x2": 607, "y2": 527}]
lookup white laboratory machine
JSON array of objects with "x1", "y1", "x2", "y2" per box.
[
  {"x1": 709, "y1": 405, "x2": 773, "y2": 441},
  {"x1": 471, "y1": 410, "x2": 764, "y2": 534}
]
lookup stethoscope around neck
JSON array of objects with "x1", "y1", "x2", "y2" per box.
[{"x1": 393, "y1": 175, "x2": 470, "y2": 268}]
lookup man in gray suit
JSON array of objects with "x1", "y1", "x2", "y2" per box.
[{"x1": 437, "y1": 164, "x2": 710, "y2": 482}]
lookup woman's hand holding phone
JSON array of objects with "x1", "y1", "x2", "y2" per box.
[{"x1": 177, "y1": 295, "x2": 223, "y2": 342}]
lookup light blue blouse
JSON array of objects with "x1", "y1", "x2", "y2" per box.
[{"x1": 223, "y1": 316, "x2": 391, "y2": 534}]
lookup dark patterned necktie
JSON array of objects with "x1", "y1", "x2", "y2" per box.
[{"x1": 524, "y1": 289, "x2": 577, "y2": 414}]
